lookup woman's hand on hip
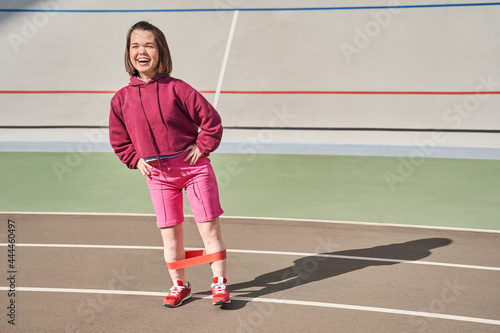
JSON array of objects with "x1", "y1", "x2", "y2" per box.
[
  {"x1": 184, "y1": 144, "x2": 203, "y2": 165},
  {"x1": 137, "y1": 158, "x2": 153, "y2": 176}
]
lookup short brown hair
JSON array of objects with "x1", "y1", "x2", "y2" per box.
[{"x1": 124, "y1": 21, "x2": 173, "y2": 77}]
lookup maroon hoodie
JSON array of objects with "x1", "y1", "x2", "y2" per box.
[{"x1": 109, "y1": 74, "x2": 223, "y2": 169}]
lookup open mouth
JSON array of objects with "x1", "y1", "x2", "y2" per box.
[{"x1": 137, "y1": 58, "x2": 151, "y2": 66}]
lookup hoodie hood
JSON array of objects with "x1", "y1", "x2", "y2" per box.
[{"x1": 128, "y1": 73, "x2": 168, "y2": 86}]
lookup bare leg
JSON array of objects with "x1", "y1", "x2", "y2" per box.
[
  {"x1": 160, "y1": 224, "x2": 186, "y2": 284},
  {"x1": 197, "y1": 217, "x2": 227, "y2": 278}
]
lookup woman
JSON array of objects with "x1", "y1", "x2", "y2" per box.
[{"x1": 109, "y1": 21, "x2": 229, "y2": 307}]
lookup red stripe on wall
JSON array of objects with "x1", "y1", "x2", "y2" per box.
[
  {"x1": 0, "y1": 90, "x2": 500, "y2": 95},
  {"x1": 0, "y1": 91, "x2": 117, "y2": 94},
  {"x1": 217, "y1": 91, "x2": 500, "y2": 95}
]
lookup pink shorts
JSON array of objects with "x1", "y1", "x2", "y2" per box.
[{"x1": 146, "y1": 151, "x2": 224, "y2": 228}]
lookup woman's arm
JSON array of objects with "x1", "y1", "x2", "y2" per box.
[
  {"x1": 109, "y1": 99, "x2": 141, "y2": 169},
  {"x1": 183, "y1": 90, "x2": 223, "y2": 158}
]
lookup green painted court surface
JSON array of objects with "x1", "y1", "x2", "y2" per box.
[{"x1": 1, "y1": 152, "x2": 499, "y2": 230}]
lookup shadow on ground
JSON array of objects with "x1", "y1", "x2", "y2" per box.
[{"x1": 210, "y1": 238, "x2": 452, "y2": 310}]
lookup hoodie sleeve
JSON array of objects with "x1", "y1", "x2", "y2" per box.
[
  {"x1": 183, "y1": 90, "x2": 223, "y2": 156},
  {"x1": 109, "y1": 98, "x2": 140, "y2": 169}
]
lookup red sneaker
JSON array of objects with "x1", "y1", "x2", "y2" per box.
[
  {"x1": 163, "y1": 280, "x2": 192, "y2": 308},
  {"x1": 211, "y1": 277, "x2": 231, "y2": 305}
]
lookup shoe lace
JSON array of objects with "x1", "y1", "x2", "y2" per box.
[
  {"x1": 212, "y1": 283, "x2": 227, "y2": 294},
  {"x1": 169, "y1": 284, "x2": 185, "y2": 296}
]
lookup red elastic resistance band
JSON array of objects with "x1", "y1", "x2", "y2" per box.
[{"x1": 166, "y1": 249, "x2": 227, "y2": 270}]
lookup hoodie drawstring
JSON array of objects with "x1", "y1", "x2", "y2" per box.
[{"x1": 156, "y1": 81, "x2": 168, "y2": 131}]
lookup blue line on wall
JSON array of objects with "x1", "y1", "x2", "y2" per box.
[{"x1": 1, "y1": 2, "x2": 500, "y2": 13}]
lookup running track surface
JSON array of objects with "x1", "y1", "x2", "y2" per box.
[{"x1": 1, "y1": 213, "x2": 499, "y2": 332}]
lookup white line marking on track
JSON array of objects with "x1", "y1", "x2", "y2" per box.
[
  {"x1": 0, "y1": 243, "x2": 164, "y2": 250},
  {"x1": 1, "y1": 243, "x2": 498, "y2": 272},
  {"x1": 223, "y1": 215, "x2": 500, "y2": 234},
  {"x1": 238, "y1": 296, "x2": 500, "y2": 326},
  {"x1": 1, "y1": 286, "x2": 499, "y2": 326},
  {"x1": 2, "y1": 211, "x2": 499, "y2": 234},
  {"x1": 0, "y1": 211, "x2": 157, "y2": 217},
  {"x1": 213, "y1": 10, "x2": 238, "y2": 108}
]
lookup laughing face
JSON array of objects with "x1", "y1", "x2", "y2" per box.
[{"x1": 129, "y1": 29, "x2": 160, "y2": 81}]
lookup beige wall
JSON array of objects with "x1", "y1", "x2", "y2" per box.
[{"x1": 1, "y1": 0, "x2": 499, "y2": 156}]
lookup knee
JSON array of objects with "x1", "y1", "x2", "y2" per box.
[{"x1": 202, "y1": 223, "x2": 222, "y2": 239}]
